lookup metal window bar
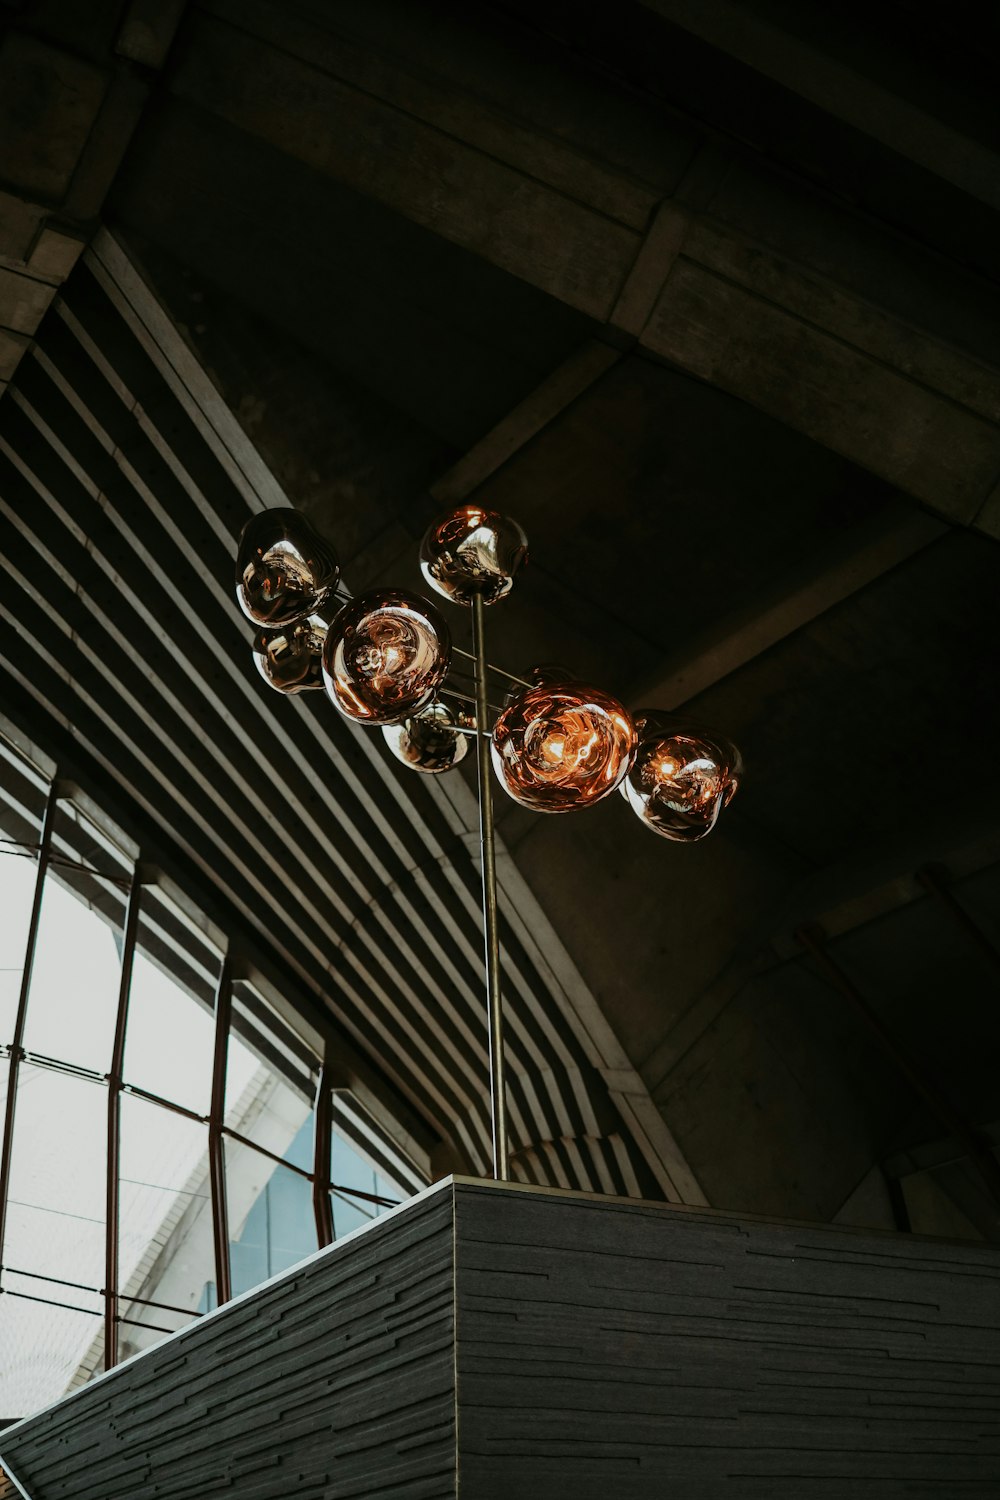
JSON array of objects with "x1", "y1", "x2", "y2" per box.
[
  {"x1": 208, "y1": 954, "x2": 233, "y2": 1305},
  {"x1": 2, "y1": 1288, "x2": 97, "y2": 1318},
  {"x1": 2, "y1": 1266, "x2": 204, "y2": 1320},
  {"x1": 117, "y1": 1314, "x2": 179, "y2": 1336},
  {"x1": 0, "y1": 782, "x2": 58, "y2": 1288},
  {"x1": 313, "y1": 1061, "x2": 335, "y2": 1248},
  {"x1": 121, "y1": 1081, "x2": 206, "y2": 1123},
  {"x1": 2, "y1": 1267, "x2": 98, "y2": 1295},
  {"x1": 45, "y1": 854, "x2": 132, "y2": 890},
  {"x1": 223, "y1": 1123, "x2": 397, "y2": 1208},
  {"x1": 30, "y1": 1052, "x2": 105, "y2": 1084},
  {"x1": 0, "y1": 836, "x2": 130, "y2": 890},
  {"x1": 105, "y1": 872, "x2": 141, "y2": 1371}
]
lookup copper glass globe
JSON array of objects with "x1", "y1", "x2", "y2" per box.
[
  {"x1": 382, "y1": 701, "x2": 471, "y2": 774},
  {"x1": 419, "y1": 504, "x2": 528, "y2": 606},
  {"x1": 622, "y1": 714, "x2": 743, "y2": 841},
  {"x1": 236, "y1": 508, "x2": 339, "y2": 627},
  {"x1": 252, "y1": 609, "x2": 331, "y2": 694},
  {"x1": 322, "y1": 589, "x2": 451, "y2": 725},
  {"x1": 491, "y1": 681, "x2": 636, "y2": 812},
  {"x1": 502, "y1": 663, "x2": 575, "y2": 707}
]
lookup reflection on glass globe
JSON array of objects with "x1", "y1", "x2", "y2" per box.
[
  {"x1": 491, "y1": 682, "x2": 635, "y2": 812},
  {"x1": 622, "y1": 715, "x2": 743, "y2": 841},
  {"x1": 236, "y1": 508, "x2": 339, "y2": 627},
  {"x1": 252, "y1": 609, "x2": 331, "y2": 694},
  {"x1": 382, "y1": 701, "x2": 471, "y2": 775},
  {"x1": 322, "y1": 589, "x2": 451, "y2": 725},
  {"x1": 419, "y1": 504, "x2": 528, "y2": 606}
]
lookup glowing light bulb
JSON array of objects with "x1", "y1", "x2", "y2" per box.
[
  {"x1": 622, "y1": 715, "x2": 743, "y2": 840},
  {"x1": 235, "y1": 508, "x2": 339, "y2": 626},
  {"x1": 491, "y1": 682, "x2": 636, "y2": 812},
  {"x1": 419, "y1": 504, "x2": 528, "y2": 606},
  {"x1": 323, "y1": 590, "x2": 451, "y2": 725}
]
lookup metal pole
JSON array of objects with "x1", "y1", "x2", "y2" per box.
[
  {"x1": 471, "y1": 591, "x2": 510, "y2": 1180},
  {"x1": 105, "y1": 874, "x2": 142, "y2": 1371},
  {"x1": 312, "y1": 1059, "x2": 335, "y2": 1248},
  {"x1": 917, "y1": 865, "x2": 1000, "y2": 979},
  {"x1": 796, "y1": 924, "x2": 1000, "y2": 1208},
  {"x1": 0, "y1": 783, "x2": 58, "y2": 1285},
  {"x1": 208, "y1": 955, "x2": 233, "y2": 1306}
]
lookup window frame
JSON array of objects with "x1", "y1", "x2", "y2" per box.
[{"x1": 0, "y1": 725, "x2": 422, "y2": 1407}]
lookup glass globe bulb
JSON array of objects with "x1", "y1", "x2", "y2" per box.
[
  {"x1": 235, "y1": 508, "x2": 339, "y2": 627},
  {"x1": 622, "y1": 715, "x2": 743, "y2": 840},
  {"x1": 382, "y1": 701, "x2": 471, "y2": 774},
  {"x1": 419, "y1": 503, "x2": 528, "y2": 606},
  {"x1": 502, "y1": 663, "x2": 576, "y2": 707},
  {"x1": 491, "y1": 682, "x2": 635, "y2": 812},
  {"x1": 322, "y1": 590, "x2": 451, "y2": 725},
  {"x1": 252, "y1": 609, "x2": 331, "y2": 694}
]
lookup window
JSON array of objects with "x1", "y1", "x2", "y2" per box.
[{"x1": 0, "y1": 726, "x2": 421, "y2": 1419}]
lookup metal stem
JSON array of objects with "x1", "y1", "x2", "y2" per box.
[
  {"x1": 105, "y1": 873, "x2": 142, "y2": 1371},
  {"x1": 0, "y1": 782, "x2": 58, "y2": 1287},
  {"x1": 471, "y1": 592, "x2": 510, "y2": 1180}
]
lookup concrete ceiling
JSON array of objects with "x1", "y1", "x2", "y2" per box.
[{"x1": 3, "y1": 0, "x2": 1000, "y2": 1236}]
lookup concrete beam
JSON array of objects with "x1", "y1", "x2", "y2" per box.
[
  {"x1": 639, "y1": 0, "x2": 1000, "y2": 211},
  {"x1": 630, "y1": 504, "x2": 948, "y2": 710},
  {"x1": 767, "y1": 809, "x2": 1000, "y2": 962},
  {"x1": 429, "y1": 339, "x2": 621, "y2": 505},
  {"x1": 0, "y1": 3, "x2": 188, "y2": 395},
  {"x1": 167, "y1": 2, "x2": 1000, "y2": 529}
]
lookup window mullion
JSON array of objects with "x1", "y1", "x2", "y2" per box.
[
  {"x1": 105, "y1": 870, "x2": 142, "y2": 1371},
  {"x1": 0, "y1": 779, "x2": 59, "y2": 1288},
  {"x1": 313, "y1": 1060, "x2": 335, "y2": 1249},
  {"x1": 208, "y1": 955, "x2": 233, "y2": 1305}
]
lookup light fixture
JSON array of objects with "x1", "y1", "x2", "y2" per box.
[
  {"x1": 321, "y1": 589, "x2": 451, "y2": 725},
  {"x1": 622, "y1": 716, "x2": 743, "y2": 841},
  {"x1": 233, "y1": 503, "x2": 742, "y2": 1180},
  {"x1": 382, "y1": 700, "x2": 472, "y2": 775},
  {"x1": 235, "y1": 508, "x2": 340, "y2": 627},
  {"x1": 419, "y1": 503, "x2": 528, "y2": 605},
  {"x1": 491, "y1": 681, "x2": 635, "y2": 812},
  {"x1": 252, "y1": 609, "x2": 332, "y2": 694}
]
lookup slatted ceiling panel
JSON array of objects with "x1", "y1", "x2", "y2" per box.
[
  {"x1": 0, "y1": 413, "x2": 492, "y2": 1164},
  {"x1": 0, "y1": 246, "x2": 661, "y2": 1200}
]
